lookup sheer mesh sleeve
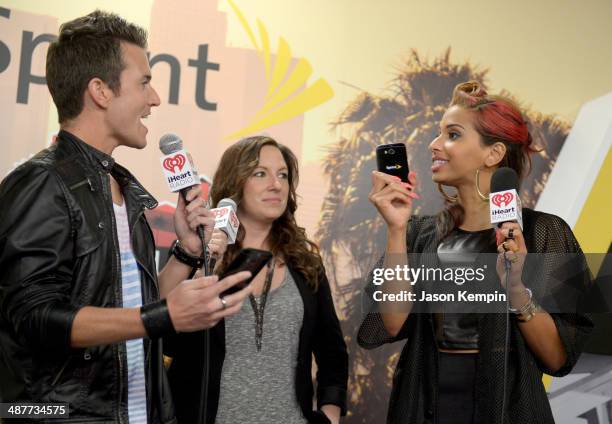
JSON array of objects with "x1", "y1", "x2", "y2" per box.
[
  {"x1": 357, "y1": 255, "x2": 415, "y2": 349},
  {"x1": 525, "y1": 211, "x2": 594, "y2": 376},
  {"x1": 356, "y1": 216, "x2": 436, "y2": 350}
]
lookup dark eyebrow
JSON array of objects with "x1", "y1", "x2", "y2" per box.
[
  {"x1": 445, "y1": 123, "x2": 465, "y2": 130},
  {"x1": 255, "y1": 165, "x2": 289, "y2": 171}
]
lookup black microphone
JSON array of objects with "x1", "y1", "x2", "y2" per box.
[
  {"x1": 159, "y1": 133, "x2": 208, "y2": 270},
  {"x1": 160, "y1": 135, "x2": 214, "y2": 424},
  {"x1": 489, "y1": 169, "x2": 523, "y2": 424},
  {"x1": 489, "y1": 167, "x2": 523, "y2": 275}
]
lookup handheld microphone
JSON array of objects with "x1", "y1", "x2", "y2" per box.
[
  {"x1": 158, "y1": 133, "x2": 207, "y2": 270},
  {"x1": 489, "y1": 169, "x2": 522, "y2": 424},
  {"x1": 159, "y1": 133, "x2": 200, "y2": 200},
  {"x1": 160, "y1": 135, "x2": 214, "y2": 424},
  {"x1": 211, "y1": 198, "x2": 239, "y2": 244},
  {"x1": 489, "y1": 167, "x2": 523, "y2": 230},
  {"x1": 207, "y1": 198, "x2": 240, "y2": 273}
]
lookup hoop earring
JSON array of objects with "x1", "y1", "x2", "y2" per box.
[
  {"x1": 438, "y1": 183, "x2": 458, "y2": 203},
  {"x1": 475, "y1": 168, "x2": 490, "y2": 201}
]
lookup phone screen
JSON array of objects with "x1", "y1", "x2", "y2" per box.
[{"x1": 376, "y1": 143, "x2": 409, "y2": 182}]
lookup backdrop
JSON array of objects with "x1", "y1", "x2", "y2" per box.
[{"x1": 1, "y1": 1, "x2": 611, "y2": 422}]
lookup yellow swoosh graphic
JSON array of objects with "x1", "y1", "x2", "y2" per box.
[
  {"x1": 267, "y1": 37, "x2": 290, "y2": 98},
  {"x1": 256, "y1": 18, "x2": 271, "y2": 80},
  {"x1": 227, "y1": 0, "x2": 259, "y2": 52},
  {"x1": 226, "y1": 79, "x2": 333, "y2": 140},
  {"x1": 226, "y1": 0, "x2": 334, "y2": 139}
]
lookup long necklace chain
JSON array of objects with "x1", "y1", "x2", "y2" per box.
[{"x1": 248, "y1": 259, "x2": 275, "y2": 352}]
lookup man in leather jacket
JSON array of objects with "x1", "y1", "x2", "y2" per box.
[{"x1": 0, "y1": 11, "x2": 252, "y2": 423}]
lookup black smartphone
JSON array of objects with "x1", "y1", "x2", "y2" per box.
[
  {"x1": 218, "y1": 248, "x2": 273, "y2": 296},
  {"x1": 376, "y1": 143, "x2": 409, "y2": 182}
]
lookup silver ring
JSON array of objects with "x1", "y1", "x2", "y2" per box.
[{"x1": 220, "y1": 297, "x2": 228, "y2": 310}]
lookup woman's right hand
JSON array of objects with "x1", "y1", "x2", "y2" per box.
[{"x1": 368, "y1": 171, "x2": 418, "y2": 232}]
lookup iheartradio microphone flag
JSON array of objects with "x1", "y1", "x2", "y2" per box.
[
  {"x1": 489, "y1": 167, "x2": 523, "y2": 230},
  {"x1": 160, "y1": 149, "x2": 199, "y2": 193},
  {"x1": 211, "y1": 205, "x2": 239, "y2": 244},
  {"x1": 489, "y1": 189, "x2": 523, "y2": 230}
]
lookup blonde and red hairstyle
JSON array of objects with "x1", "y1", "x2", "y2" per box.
[
  {"x1": 450, "y1": 81, "x2": 538, "y2": 180},
  {"x1": 438, "y1": 82, "x2": 539, "y2": 235}
]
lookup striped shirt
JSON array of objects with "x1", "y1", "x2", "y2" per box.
[{"x1": 114, "y1": 202, "x2": 148, "y2": 424}]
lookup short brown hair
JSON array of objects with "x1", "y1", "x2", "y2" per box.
[{"x1": 46, "y1": 10, "x2": 147, "y2": 123}]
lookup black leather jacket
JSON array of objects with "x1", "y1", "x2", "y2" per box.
[{"x1": 0, "y1": 131, "x2": 176, "y2": 423}]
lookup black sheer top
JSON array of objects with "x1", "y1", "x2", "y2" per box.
[{"x1": 358, "y1": 208, "x2": 593, "y2": 424}]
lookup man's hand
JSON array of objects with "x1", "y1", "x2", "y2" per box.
[
  {"x1": 165, "y1": 271, "x2": 253, "y2": 332},
  {"x1": 174, "y1": 187, "x2": 214, "y2": 256}
]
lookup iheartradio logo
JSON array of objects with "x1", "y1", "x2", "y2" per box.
[
  {"x1": 163, "y1": 154, "x2": 186, "y2": 173},
  {"x1": 160, "y1": 150, "x2": 197, "y2": 193},
  {"x1": 489, "y1": 188, "x2": 523, "y2": 230},
  {"x1": 230, "y1": 211, "x2": 239, "y2": 228},
  {"x1": 212, "y1": 208, "x2": 229, "y2": 218},
  {"x1": 491, "y1": 192, "x2": 514, "y2": 207},
  {"x1": 211, "y1": 205, "x2": 239, "y2": 244}
]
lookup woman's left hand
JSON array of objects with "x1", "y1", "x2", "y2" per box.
[
  {"x1": 495, "y1": 222, "x2": 527, "y2": 291},
  {"x1": 208, "y1": 228, "x2": 228, "y2": 260}
]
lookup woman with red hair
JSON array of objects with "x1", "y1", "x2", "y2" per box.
[{"x1": 359, "y1": 81, "x2": 592, "y2": 424}]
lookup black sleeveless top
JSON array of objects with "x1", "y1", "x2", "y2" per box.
[{"x1": 434, "y1": 227, "x2": 497, "y2": 349}]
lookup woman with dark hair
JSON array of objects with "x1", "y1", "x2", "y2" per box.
[
  {"x1": 166, "y1": 136, "x2": 348, "y2": 424},
  {"x1": 358, "y1": 81, "x2": 593, "y2": 424}
]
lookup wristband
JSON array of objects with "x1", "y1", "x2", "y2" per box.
[
  {"x1": 140, "y1": 299, "x2": 176, "y2": 338},
  {"x1": 170, "y1": 239, "x2": 206, "y2": 269}
]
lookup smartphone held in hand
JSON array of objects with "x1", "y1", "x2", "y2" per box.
[
  {"x1": 218, "y1": 248, "x2": 273, "y2": 296},
  {"x1": 376, "y1": 143, "x2": 409, "y2": 182}
]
